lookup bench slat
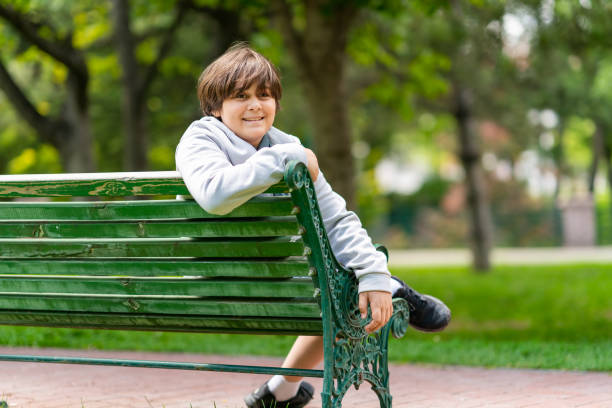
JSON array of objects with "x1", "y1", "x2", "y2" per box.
[
  {"x1": 0, "y1": 311, "x2": 322, "y2": 334},
  {"x1": 0, "y1": 277, "x2": 315, "y2": 298},
  {"x1": 0, "y1": 237, "x2": 305, "y2": 258},
  {"x1": 0, "y1": 259, "x2": 309, "y2": 278},
  {"x1": 0, "y1": 296, "x2": 320, "y2": 318},
  {"x1": 0, "y1": 218, "x2": 300, "y2": 239},
  {"x1": 0, "y1": 172, "x2": 289, "y2": 197},
  {"x1": 0, "y1": 198, "x2": 294, "y2": 220}
]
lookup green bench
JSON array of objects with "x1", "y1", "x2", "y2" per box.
[{"x1": 0, "y1": 161, "x2": 410, "y2": 407}]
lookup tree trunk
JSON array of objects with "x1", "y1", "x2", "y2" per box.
[
  {"x1": 601, "y1": 125, "x2": 612, "y2": 201},
  {"x1": 212, "y1": 10, "x2": 243, "y2": 56},
  {"x1": 112, "y1": 0, "x2": 148, "y2": 171},
  {"x1": 300, "y1": 57, "x2": 355, "y2": 209},
  {"x1": 61, "y1": 72, "x2": 95, "y2": 173},
  {"x1": 553, "y1": 118, "x2": 566, "y2": 199},
  {"x1": 274, "y1": 0, "x2": 358, "y2": 208},
  {"x1": 588, "y1": 122, "x2": 604, "y2": 193},
  {"x1": 452, "y1": 83, "x2": 493, "y2": 271},
  {"x1": 0, "y1": 57, "x2": 93, "y2": 174}
]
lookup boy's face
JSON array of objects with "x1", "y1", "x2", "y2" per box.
[{"x1": 213, "y1": 83, "x2": 276, "y2": 147}]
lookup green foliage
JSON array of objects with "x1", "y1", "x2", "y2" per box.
[
  {"x1": 251, "y1": 30, "x2": 286, "y2": 66},
  {"x1": 391, "y1": 263, "x2": 612, "y2": 370},
  {"x1": 563, "y1": 116, "x2": 596, "y2": 173},
  {"x1": 357, "y1": 166, "x2": 389, "y2": 230},
  {"x1": 148, "y1": 144, "x2": 175, "y2": 170},
  {"x1": 384, "y1": 176, "x2": 451, "y2": 238},
  {"x1": 382, "y1": 173, "x2": 564, "y2": 248},
  {"x1": 7, "y1": 144, "x2": 62, "y2": 174},
  {"x1": 348, "y1": 22, "x2": 399, "y2": 69},
  {"x1": 595, "y1": 194, "x2": 612, "y2": 245}
]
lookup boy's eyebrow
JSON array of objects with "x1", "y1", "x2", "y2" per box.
[{"x1": 229, "y1": 82, "x2": 271, "y2": 97}]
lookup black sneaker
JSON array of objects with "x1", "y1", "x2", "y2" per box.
[
  {"x1": 244, "y1": 380, "x2": 314, "y2": 408},
  {"x1": 391, "y1": 276, "x2": 451, "y2": 332}
]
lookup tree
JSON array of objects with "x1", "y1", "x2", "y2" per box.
[
  {"x1": 111, "y1": 0, "x2": 188, "y2": 171},
  {"x1": 359, "y1": 1, "x2": 504, "y2": 270},
  {"x1": 270, "y1": 0, "x2": 361, "y2": 207},
  {"x1": 0, "y1": 2, "x2": 95, "y2": 172},
  {"x1": 527, "y1": 0, "x2": 612, "y2": 199}
]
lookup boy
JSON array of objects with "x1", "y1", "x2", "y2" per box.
[{"x1": 176, "y1": 43, "x2": 450, "y2": 408}]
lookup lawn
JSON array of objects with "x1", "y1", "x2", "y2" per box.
[{"x1": 1, "y1": 263, "x2": 610, "y2": 371}]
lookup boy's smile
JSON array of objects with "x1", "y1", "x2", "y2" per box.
[{"x1": 213, "y1": 83, "x2": 276, "y2": 147}]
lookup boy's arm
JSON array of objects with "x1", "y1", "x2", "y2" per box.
[
  {"x1": 313, "y1": 172, "x2": 393, "y2": 333},
  {"x1": 314, "y1": 172, "x2": 392, "y2": 294},
  {"x1": 176, "y1": 131, "x2": 307, "y2": 215}
]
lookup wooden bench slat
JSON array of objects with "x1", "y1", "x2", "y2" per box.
[
  {"x1": 0, "y1": 218, "x2": 300, "y2": 239},
  {"x1": 0, "y1": 296, "x2": 320, "y2": 318},
  {"x1": 0, "y1": 259, "x2": 310, "y2": 278},
  {"x1": 0, "y1": 311, "x2": 323, "y2": 334},
  {"x1": 0, "y1": 198, "x2": 294, "y2": 220},
  {"x1": 0, "y1": 277, "x2": 316, "y2": 298},
  {"x1": 0, "y1": 172, "x2": 289, "y2": 197},
  {"x1": 0, "y1": 237, "x2": 306, "y2": 258}
]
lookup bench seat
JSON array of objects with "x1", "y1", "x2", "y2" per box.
[{"x1": 0, "y1": 161, "x2": 410, "y2": 407}]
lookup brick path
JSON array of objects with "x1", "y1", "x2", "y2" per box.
[{"x1": 0, "y1": 347, "x2": 610, "y2": 407}]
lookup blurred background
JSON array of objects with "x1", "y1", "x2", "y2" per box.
[
  {"x1": 1, "y1": 0, "x2": 611, "y2": 270},
  {"x1": 1, "y1": 0, "x2": 611, "y2": 372}
]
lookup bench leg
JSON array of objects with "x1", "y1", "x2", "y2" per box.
[
  {"x1": 322, "y1": 299, "x2": 411, "y2": 407},
  {"x1": 330, "y1": 329, "x2": 392, "y2": 407}
]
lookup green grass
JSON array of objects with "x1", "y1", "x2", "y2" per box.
[{"x1": 1, "y1": 263, "x2": 611, "y2": 371}]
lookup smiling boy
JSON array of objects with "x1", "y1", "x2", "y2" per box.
[{"x1": 176, "y1": 43, "x2": 450, "y2": 408}]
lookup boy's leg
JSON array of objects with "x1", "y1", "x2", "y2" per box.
[
  {"x1": 390, "y1": 276, "x2": 451, "y2": 332},
  {"x1": 281, "y1": 335, "x2": 324, "y2": 381},
  {"x1": 244, "y1": 336, "x2": 321, "y2": 407}
]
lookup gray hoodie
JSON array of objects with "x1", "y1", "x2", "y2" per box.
[{"x1": 175, "y1": 116, "x2": 391, "y2": 294}]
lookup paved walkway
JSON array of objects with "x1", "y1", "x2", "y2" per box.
[
  {"x1": 387, "y1": 246, "x2": 612, "y2": 266},
  {"x1": 0, "y1": 347, "x2": 610, "y2": 408}
]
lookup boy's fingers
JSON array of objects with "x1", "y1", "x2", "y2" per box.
[
  {"x1": 358, "y1": 292, "x2": 368, "y2": 319},
  {"x1": 360, "y1": 291, "x2": 394, "y2": 333},
  {"x1": 371, "y1": 305, "x2": 382, "y2": 325},
  {"x1": 365, "y1": 321, "x2": 378, "y2": 333},
  {"x1": 367, "y1": 306, "x2": 383, "y2": 333}
]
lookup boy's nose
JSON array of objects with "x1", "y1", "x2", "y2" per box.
[{"x1": 247, "y1": 97, "x2": 261, "y2": 109}]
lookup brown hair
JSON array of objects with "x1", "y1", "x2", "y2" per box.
[{"x1": 197, "y1": 43, "x2": 282, "y2": 116}]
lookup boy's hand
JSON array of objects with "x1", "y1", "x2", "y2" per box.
[
  {"x1": 359, "y1": 291, "x2": 393, "y2": 333},
  {"x1": 304, "y1": 148, "x2": 319, "y2": 182}
]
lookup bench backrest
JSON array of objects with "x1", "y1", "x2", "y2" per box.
[{"x1": 0, "y1": 170, "x2": 322, "y2": 335}]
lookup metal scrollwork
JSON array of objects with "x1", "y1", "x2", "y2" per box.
[
  {"x1": 289, "y1": 165, "x2": 306, "y2": 189},
  {"x1": 331, "y1": 329, "x2": 392, "y2": 407},
  {"x1": 95, "y1": 180, "x2": 129, "y2": 196},
  {"x1": 296, "y1": 165, "x2": 367, "y2": 339},
  {"x1": 390, "y1": 299, "x2": 411, "y2": 339},
  {"x1": 285, "y1": 161, "x2": 410, "y2": 408}
]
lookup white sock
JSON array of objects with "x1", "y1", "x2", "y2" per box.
[
  {"x1": 268, "y1": 375, "x2": 302, "y2": 401},
  {"x1": 389, "y1": 277, "x2": 402, "y2": 295}
]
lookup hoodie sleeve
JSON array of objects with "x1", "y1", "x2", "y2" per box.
[
  {"x1": 176, "y1": 121, "x2": 389, "y2": 293},
  {"x1": 314, "y1": 173, "x2": 392, "y2": 294},
  {"x1": 176, "y1": 128, "x2": 307, "y2": 215}
]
